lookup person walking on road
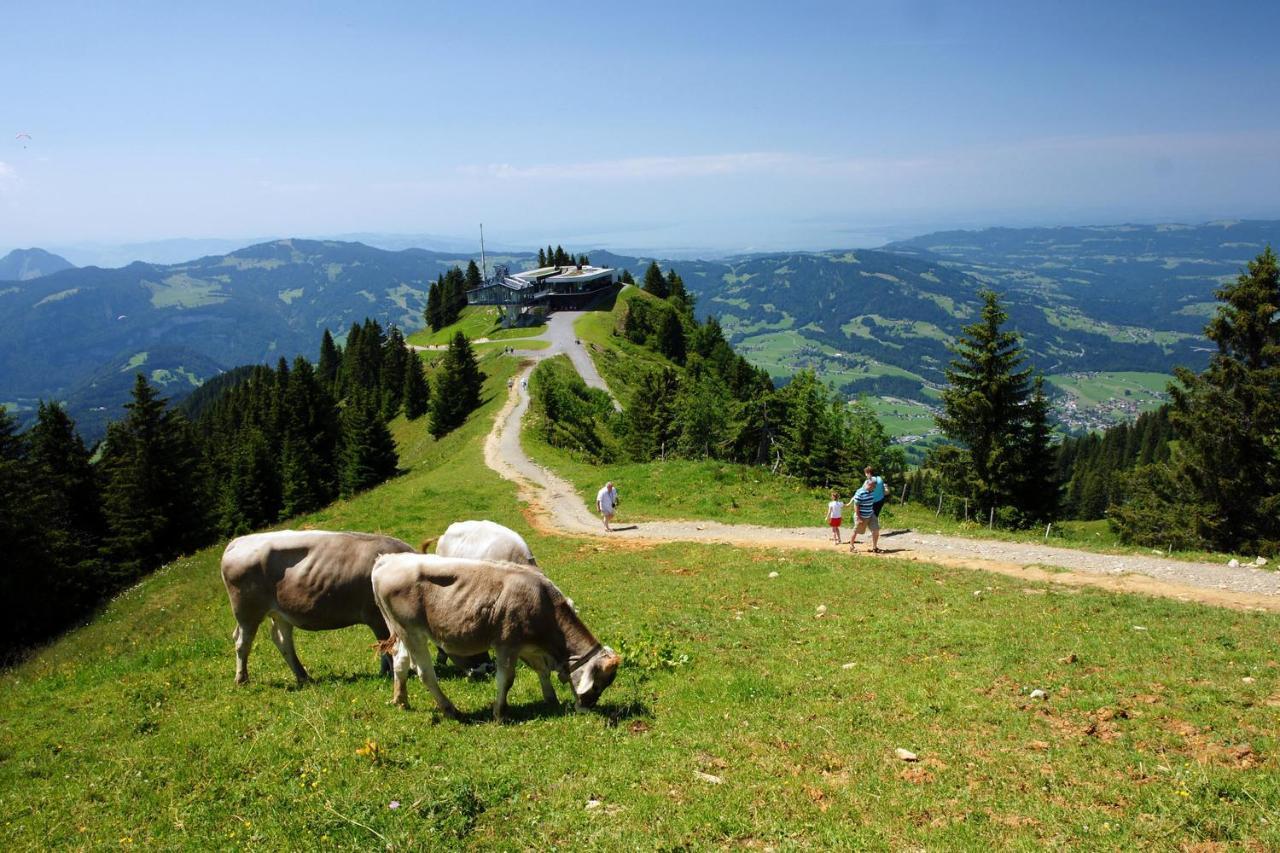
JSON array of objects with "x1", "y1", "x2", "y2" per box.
[
  {"x1": 596, "y1": 481, "x2": 619, "y2": 532},
  {"x1": 825, "y1": 490, "x2": 845, "y2": 544},
  {"x1": 848, "y1": 479, "x2": 881, "y2": 553}
]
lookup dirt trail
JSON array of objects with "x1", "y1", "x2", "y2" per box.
[{"x1": 482, "y1": 333, "x2": 1280, "y2": 614}]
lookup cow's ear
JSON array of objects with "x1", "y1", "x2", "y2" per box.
[{"x1": 572, "y1": 667, "x2": 595, "y2": 697}]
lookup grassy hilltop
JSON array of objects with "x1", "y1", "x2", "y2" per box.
[{"x1": 2, "y1": 313, "x2": 1279, "y2": 849}]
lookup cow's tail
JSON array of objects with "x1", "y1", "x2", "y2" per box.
[
  {"x1": 419, "y1": 536, "x2": 438, "y2": 553},
  {"x1": 373, "y1": 635, "x2": 400, "y2": 657}
]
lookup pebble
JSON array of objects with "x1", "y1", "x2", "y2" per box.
[
  {"x1": 585, "y1": 799, "x2": 602, "y2": 810},
  {"x1": 768, "y1": 571, "x2": 779, "y2": 578},
  {"x1": 1242, "y1": 676, "x2": 1256, "y2": 684},
  {"x1": 1256, "y1": 557, "x2": 1269, "y2": 567},
  {"x1": 841, "y1": 662, "x2": 856, "y2": 670},
  {"x1": 895, "y1": 748, "x2": 918, "y2": 762},
  {"x1": 1132, "y1": 625, "x2": 1148, "y2": 631},
  {"x1": 695, "y1": 771, "x2": 723, "y2": 784},
  {"x1": 816, "y1": 604, "x2": 828, "y2": 615},
  {"x1": 1228, "y1": 559, "x2": 1240, "y2": 568},
  {"x1": 1029, "y1": 688, "x2": 1048, "y2": 700}
]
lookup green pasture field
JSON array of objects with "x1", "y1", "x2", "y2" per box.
[
  {"x1": 1046, "y1": 372, "x2": 1172, "y2": 410},
  {"x1": 861, "y1": 396, "x2": 940, "y2": 439},
  {"x1": 4, "y1": 350, "x2": 1278, "y2": 848},
  {"x1": 405, "y1": 308, "x2": 547, "y2": 348}
]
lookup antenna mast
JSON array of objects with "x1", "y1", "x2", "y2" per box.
[{"x1": 479, "y1": 223, "x2": 488, "y2": 282}]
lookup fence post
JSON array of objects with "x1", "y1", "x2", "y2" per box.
[
  {"x1": 936, "y1": 493, "x2": 944, "y2": 517},
  {"x1": 964, "y1": 499, "x2": 969, "y2": 521},
  {"x1": 900, "y1": 482, "x2": 908, "y2": 504},
  {"x1": 1044, "y1": 523, "x2": 1052, "y2": 542},
  {"x1": 988, "y1": 507, "x2": 995, "y2": 529}
]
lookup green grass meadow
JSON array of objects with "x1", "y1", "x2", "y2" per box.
[{"x1": 4, "y1": 345, "x2": 1279, "y2": 847}]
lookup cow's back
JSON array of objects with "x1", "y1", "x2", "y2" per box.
[
  {"x1": 435, "y1": 520, "x2": 536, "y2": 567},
  {"x1": 223, "y1": 531, "x2": 415, "y2": 629},
  {"x1": 373, "y1": 554, "x2": 562, "y2": 653}
]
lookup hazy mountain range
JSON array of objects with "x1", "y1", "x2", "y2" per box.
[
  {"x1": 0, "y1": 248, "x2": 75, "y2": 281},
  {"x1": 2, "y1": 220, "x2": 1275, "y2": 442}
]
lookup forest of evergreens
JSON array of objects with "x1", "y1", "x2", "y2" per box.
[{"x1": 0, "y1": 317, "x2": 483, "y2": 663}]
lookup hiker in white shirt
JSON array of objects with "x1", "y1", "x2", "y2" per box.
[{"x1": 596, "y1": 481, "x2": 619, "y2": 531}]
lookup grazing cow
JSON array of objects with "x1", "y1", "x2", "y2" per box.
[
  {"x1": 220, "y1": 530, "x2": 415, "y2": 685},
  {"x1": 372, "y1": 553, "x2": 620, "y2": 721},
  {"x1": 423, "y1": 520, "x2": 540, "y2": 677},
  {"x1": 429, "y1": 519, "x2": 537, "y2": 567}
]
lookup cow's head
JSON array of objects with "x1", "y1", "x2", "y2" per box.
[{"x1": 569, "y1": 646, "x2": 620, "y2": 710}]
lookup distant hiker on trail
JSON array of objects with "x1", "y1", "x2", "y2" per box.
[
  {"x1": 825, "y1": 490, "x2": 844, "y2": 544},
  {"x1": 520, "y1": 377, "x2": 528, "y2": 390},
  {"x1": 848, "y1": 480, "x2": 881, "y2": 553},
  {"x1": 865, "y1": 466, "x2": 889, "y2": 519},
  {"x1": 596, "y1": 481, "x2": 619, "y2": 532}
]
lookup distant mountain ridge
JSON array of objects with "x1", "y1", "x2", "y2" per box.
[
  {"x1": 0, "y1": 248, "x2": 75, "y2": 281},
  {"x1": 0, "y1": 239, "x2": 518, "y2": 438}
]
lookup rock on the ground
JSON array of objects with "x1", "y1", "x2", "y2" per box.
[
  {"x1": 895, "y1": 748, "x2": 918, "y2": 762},
  {"x1": 695, "y1": 771, "x2": 723, "y2": 784},
  {"x1": 1029, "y1": 688, "x2": 1049, "y2": 700},
  {"x1": 1229, "y1": 558, "x2": 1240, "y2": 567},
  {"x1": 768, "y1": 571, "x2": 779, "y2": 578}
]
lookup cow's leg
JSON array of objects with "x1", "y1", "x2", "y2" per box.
[
  {"x1": 493, "y1": 647, "x2": 518, "y2": 722},
  {"x1": 403, "y1": 633, "x2": 459, "y2": 720},
  {"x1": 268, "y1": 615, "x2": 309, "y2": 685},
  {"x1": 519, "y1": 652, "x2": 559, "y2": 704},
  {"x1": 369, "y1": 621, "x2": 393, "y2": 677},
  {"x1": 391, "y1": 641, "x2": 412, "y2": 709},
  {"x1": 233, "y1": 618, "x2": 261, "y2": 685}
]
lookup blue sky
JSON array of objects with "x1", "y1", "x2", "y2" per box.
[{"x1": 3, "y1": 0, "x2": 1279, "y2": 254}]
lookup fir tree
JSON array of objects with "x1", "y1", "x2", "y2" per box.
[
  {"x1": 642, "y1": 261, "x2": 669, "y2": 298},
  {"x1": 619, "y1": 269, "x2": 635, "y2": 286},
  {"x1": 426, "y1": 276, "x2": 444, "y2": 331},
  {"x1": 657, "y1": 310, "x2": 687, "y2": 364},
  {"x1": 465, "y1": 259, "x2": 483, "y2": 291},
  {"x1": 1013, "y1": 376, "x2": 1060, "y2": 523},
  {"x1": 537, "y1": 247, "x2": 547, "y2": 267},
  {"x1": 937, "y1": 290, "x2": 1035, "y2": 518},
  {"x1": 339, "y1": 390, "x2": 399, "y2": 497},
  {"x1": 429, "y1": 332, "x2": 486, "y2": 438},
  {"x1": 666, "y1": 269, "x2": 693, "y2": 316},
  {"x1": 100, "y1": 375, "x2": 214, "y2": 579},
  {"x1": 1116, "y1": 247, "x2": 1280, "y2": 553},
  {"x1": 317, "y1": 328, "x2": 341, "y2": 388},
  {"x1": 0, "y1": 405, "x2": 60, "y2": 658},
  {"x1": 380, "y1": 326, "x2": 409, "y2": 419},
  {"x1": 402, "y1": 352, "x2": 431, "y2": 420},
  {"x1": 621, "y1": 367, "x2": 679, "y2": 459}
]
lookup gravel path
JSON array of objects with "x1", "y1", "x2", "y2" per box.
[{"x1": 482, "y1": 325, "x2": 1280, "y2": 614}]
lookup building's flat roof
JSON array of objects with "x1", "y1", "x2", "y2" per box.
[{"x1": 511, "y1": 264, "x2": 613, "y2": 284}]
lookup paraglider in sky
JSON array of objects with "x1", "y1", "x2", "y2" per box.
[{"x1": 15, "y1": 132, "x2": 31, "y2": 149}]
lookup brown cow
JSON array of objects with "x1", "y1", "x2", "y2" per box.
[
  {"x1": 371, "y1": 553, "x2": 620, "y2": 722},
  {"x1": 220, "y1": 530, "x2": 415, "y2": 685}
]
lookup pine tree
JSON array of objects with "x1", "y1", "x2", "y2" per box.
[
  {"x1": 339, "y1": 390, "x2": 399, "y2": 497},
  {"x1": 426, "y1": 276, "x2": 444, "y2": 331},
  {"x1": 429, "y1": 332, "x2": 486, "y2": 438},
  {"x1": 642, "y1": 261, "x2": 669, "y2": 298},
  {"x1": 666, "y1": 269, "x2": 693, "y2": 316},
  {"x1": 1126, "y1": 247, "x2": 1280, "y2": 553},
  {"x1": 317, "y1": 328, "x2": 341, "y2": 388},
  {"x1": 218, "y1": 426, "x2": 280, "y2": 534},
  {"x1": 100, "y1": 375, "x2": 214, "y2": 579},
  {"x1": 402, "y1": 352, "x2": 431, "y2": 420},
  {"x1": 546, "y1": 245, "x2": 555, "y2": 267},
  {"x1": 657, "y1": 310, "x2": 687, "y2": 364},
  {"x1": 380, "y1": 326, "x2": 409, "y2": 419},
  {"x1": 1013, "y1": 375, "x2": 1060, "y2": 523},
  {"x1": 620, "y1": 269, "x2": 635, "y2": 286},
  {"x1": 937, "y1": 290, "x2": 1034, "y2": 519},
  {"x1": 0, "y1": 405, "x2": 61, "y2": 658},
  {"x1": 279, "y1": 357, "x2": 338, "y2": 517},
  {"x1": 465, "y1": 259, "x2": 483, "y2": 291},
  {"x1": 621, "y1": 367, "x2": 679, "y2": 459},
  {"x1": 537, "y1": 247, "x2": 547, "y2": 267}
]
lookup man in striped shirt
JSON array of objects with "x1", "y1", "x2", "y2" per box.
[{"x1": 848, "y1": 479, "x2": 881, "y2": 553}]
